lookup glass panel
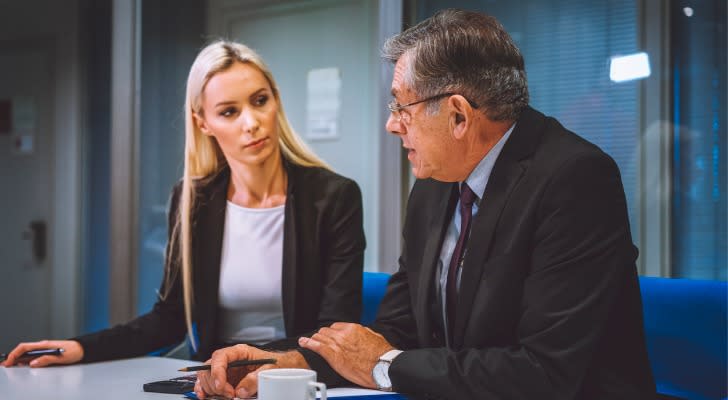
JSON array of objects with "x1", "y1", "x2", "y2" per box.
[
  {"x1": 670, "y1": 0, "x2": 727, "y2": 280},
  {"x1": 137, "y1": 0, "x2": 206, "y2": 314},
  {"x1": 415, "y1": 1, "x2": 727, "y2": 280},
  {"x1": 82, "y1": 0, "x2": 112, "y2": 333},
  {"x1": 416, "y1": 0, "x2": 640, "y2": 244}
]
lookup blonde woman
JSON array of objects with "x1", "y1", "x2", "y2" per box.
[{"x1": 3, "y1": 40, "x2": 365, "y2": 367}]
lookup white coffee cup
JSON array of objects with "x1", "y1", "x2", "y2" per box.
[{"x1": 257, "y1": 368, "x2": 327, "y2": 400}]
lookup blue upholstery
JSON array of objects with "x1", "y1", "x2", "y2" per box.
[
  {"x1": 362, "y1": 272, "x2": 391, "y2": 325},
  {"x1": 639, "y1": 277, "x2": 728, "y2": 400},
  {"x1": 361, "y1": 274, "x2": 728, "y2": 399},
  {"x1": 150, "y1": 323, "x2": 198, "y2": 359}
]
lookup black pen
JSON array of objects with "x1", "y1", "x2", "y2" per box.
[
  {"x1": 178, "y1": 358, "x2": 277, "y2": 372},
  {"x1": 0, "y1": 348, "x2": 65, "y2": 363}
]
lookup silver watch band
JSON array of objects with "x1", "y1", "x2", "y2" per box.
[
  {"x1": 373, "y1": 349, "x2": 403, "y2": 391},
  {"x1": 379, "y1": 349, "x2": 403, "y2": 363}
]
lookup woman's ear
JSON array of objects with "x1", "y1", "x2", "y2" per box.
[{"x1": 193, "y1": 112, "x2": 212, "y2": 136}]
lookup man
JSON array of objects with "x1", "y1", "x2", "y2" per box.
[{"x1": 196, "y1": 9, "x2": 655, "y2": 400}]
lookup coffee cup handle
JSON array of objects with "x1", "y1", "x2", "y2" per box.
[{"x1": 308, "y1": 381, "x2": 327, "y2": 400}]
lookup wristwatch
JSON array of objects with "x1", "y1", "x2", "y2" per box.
[{"x1": 372, "y1": 349, "x2": 403, "y2": 391}]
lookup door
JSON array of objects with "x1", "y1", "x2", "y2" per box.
[{"x1": 0, "y1": 46, "x2": 54, "y2": 350}]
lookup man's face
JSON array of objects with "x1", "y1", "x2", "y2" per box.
[{"x1": 385, "y1": 55, "x2": 455, "y2": 181}]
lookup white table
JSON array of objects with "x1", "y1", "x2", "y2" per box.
[
  {"x1": 1, "y1": 357, "x2": 197, "y2": 400},
  {"x1": 0, "y1": 357, "x2": 402, "y2": 399}
]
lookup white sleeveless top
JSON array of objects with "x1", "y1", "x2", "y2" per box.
[{"x1": 217, "y1": 201, "x2": 285, "y2": 344}]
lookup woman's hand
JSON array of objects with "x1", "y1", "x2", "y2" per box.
[{"x1": 1, "y1": 340, "x2": 84, "y2": 367}]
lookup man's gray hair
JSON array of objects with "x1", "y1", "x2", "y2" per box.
[{"x1": 383, "y1": 9, "x2": 529, "y2": 121}]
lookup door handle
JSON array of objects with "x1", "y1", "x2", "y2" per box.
[{"x1": 22, "y1": 220, "x2": 47, "y2": 264}]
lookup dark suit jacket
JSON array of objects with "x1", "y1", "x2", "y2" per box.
[
  {"x1": 304, "y1": 107, "x2": 655, "y2": 399},
  {"x1": 75, "y1": 161, "x2": 366, "y2": 362}
]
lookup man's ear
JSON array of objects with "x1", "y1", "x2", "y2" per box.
[
  {"x1": 193, "y1": 112, "x2": 212, "y2": 136},
  {"x1": 449, "y1": 95, "x2": 472, "y2": 140}
]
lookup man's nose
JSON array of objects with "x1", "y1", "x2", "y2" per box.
[{"x1": 385, "y1": 113, "x2": 403, "y2": 136}]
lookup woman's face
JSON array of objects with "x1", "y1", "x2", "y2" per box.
[{"x1": 195, "y1": 62, "x2": 280, "y2": 168}]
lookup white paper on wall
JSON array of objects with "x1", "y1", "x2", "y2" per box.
[{"x1": 306, "y1": 67, "x2": 341, "y2": 141}]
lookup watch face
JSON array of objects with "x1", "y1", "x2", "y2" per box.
[{"x1": 372, "y1": 361, "x2": 391, "y2": 389}]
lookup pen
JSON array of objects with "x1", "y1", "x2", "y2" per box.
[
  {"x1": 178, "y1": 358, "x2": 277, "y2": 372},
  {"x1": 0, "y1": 348, "x2": 65, "y2": 363}
]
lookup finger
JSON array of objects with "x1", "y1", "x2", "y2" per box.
[
  {"x1": 194, "y1": 380, "x2": 206, "y2": 399},
  {"x1": 208, "y1": 352, "x2": 234, "y2": 395},
  {"x1": 4, "y1": 341, "x2": 46, "y2": 366},
  {"x1": 197, "y1": 371, "x2": 215, "y2": 396},
  {"x1": 234, "y1": 367, "x2": 264, "y2": 399},
  {"x1": 311, "y1": 331, "x2": 340, "y2": 347},
  {"x1": 317, "y1": 327, "x2": 337, "y2": 337},
  {"x1": 330, "y1": 322, "x2": 357, "y2": 330},
  {"x1": 4, "y1": 342, "x2": 32, "y2": 365},
  {"x1": 29, "y1": 355, "x2": 63, "y2": 368},
  {"x1": 318, "y1": 326, "x2": 351, "y2": 345},
  {"x1": 314, "y1": 329, "x2": 347, "y2": 349},
  {"x1": 298, "y1": 335, "x2": 335, "y2": 360},
  {"x1": 298, "y1": 336, "x2": 311, "y2": 347},
  {"x1": 193, "y1": 361, "x2": 210, "y2": 392},
  {"x1": 227, "y1": 365, "x2": 253, "y2": 386}
]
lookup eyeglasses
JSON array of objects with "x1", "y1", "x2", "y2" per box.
[{"x1": 387, "y1": 92, "x2": 479, "y2": 124}]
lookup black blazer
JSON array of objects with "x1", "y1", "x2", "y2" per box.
[
  {"x1": 76, "y1": 162, "x2": 366, "y2": 362},
  {"x1": 305, "y1": 107, "x2": 655, "y2": 399}
]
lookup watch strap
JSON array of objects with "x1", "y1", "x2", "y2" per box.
[{"x1": 379, "y1": 349, "x2": 403, "y2": 363}]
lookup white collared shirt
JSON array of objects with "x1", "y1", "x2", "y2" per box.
[{"x1": 437, "y1": 123, "x2": 516, "y2": 343}]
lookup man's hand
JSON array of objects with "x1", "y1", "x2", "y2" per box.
[
  {"x1": 298, "y1": 322, "x2": 394, "y2": 388},
  {"x1": 194, "y1": 345, "x2": 308, "y2": 399}
]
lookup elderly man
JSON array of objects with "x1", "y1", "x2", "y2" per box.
[{"x1": 196, "y1": 9, "x2": 655, "y2": 400}]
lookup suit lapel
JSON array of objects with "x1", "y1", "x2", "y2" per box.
[
  {"x1": 452, "y1": 107, "x2": 545, "y2": 346},
  {"x1": 415, "y1": 182, "x2": 458, "y2": 345},
  {"x1": 194, "y1": 166, "x2": 229, "y2": 348},
  {"x1": 281, "y1": 163, "x2": 298, "y2": 336}
]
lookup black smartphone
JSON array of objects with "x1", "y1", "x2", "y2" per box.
[{"x1": 143, "y1": 374, "x2": 197, "y2": 394}]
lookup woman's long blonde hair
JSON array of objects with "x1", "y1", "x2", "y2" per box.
[{"x1": 172, "y1": 40, "x2": 328, "y2": 352}]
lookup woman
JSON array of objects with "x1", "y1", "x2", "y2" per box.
[{"x1": 2, "y1": 40, "x2": 365, "y2": 367}]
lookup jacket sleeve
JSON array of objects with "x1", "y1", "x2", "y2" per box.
[
  {"x1": 316, "y1": 178, "x2": 365, "y2": 326},
  {"x1": 297, "y1": 178, "x2": 366, "y2": 385},
  {"x1": 73, "y1": 183, "x2": 188, "y2": 363},
  {"x1": 388, "y1": 152, "x2": 639, "y2": 399},
  {"x1": 369, "y1": 230, "x2": 420, "y2": 349},
  {"x1": 301, "y1": 251, "x2": 421, "y2": 384}
]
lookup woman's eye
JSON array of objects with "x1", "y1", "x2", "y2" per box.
[
  {"x1": 254, "y1": 95, "x2": 269, "y2": 107},
  {"x1": 220, "y1": 107, "x2": 237, "y2": 117}
]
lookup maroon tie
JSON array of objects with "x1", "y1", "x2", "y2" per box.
[{"x1": 446, "y1": 183, "x2": 476, "y2": 337}]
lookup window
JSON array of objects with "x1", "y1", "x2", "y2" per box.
[
  {"x1": 670, "y1": 0, "x2": 727, "y2": 279},
  {"x1": 415, "y1": 0, "x2": 727, "y2": 280}
]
